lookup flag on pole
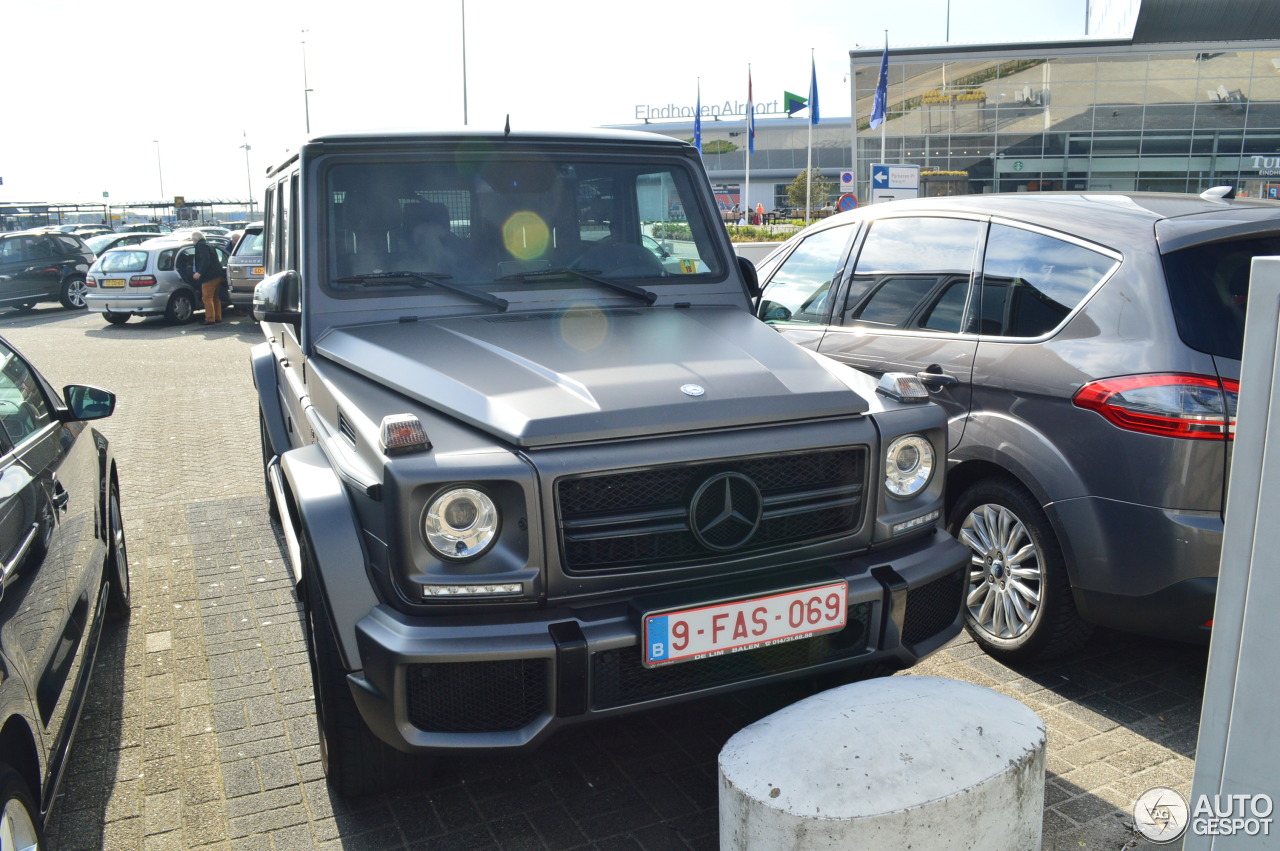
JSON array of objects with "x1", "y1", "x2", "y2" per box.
[
  {"x1": 747, "y1": 69, "x2": 756, "y2": 154},
  {"x1": 694, "y1": 78, "x2": 702, "y2": 153},
  {"x1": 870, "y1": 38, "x2": 889, "y2": 129},
  {"x1": 809, "y1": 54, "x2": 820, "y2": 125}
]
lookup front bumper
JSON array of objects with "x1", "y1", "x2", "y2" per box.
[
  {"x1": 86, "y1": 291, "x2": 169, "y2": 316},
  {"x1": 345, "y1": 529, "x2": 967, "y2": 754}
]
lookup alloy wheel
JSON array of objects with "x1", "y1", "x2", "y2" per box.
[{"x1": 960, "y1": 502, "x2": 1044, "y2": 640}]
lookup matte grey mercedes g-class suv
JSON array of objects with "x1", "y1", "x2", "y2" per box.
[{"x1": 251, "y1": 128, "x2": 968, "y2": 796}]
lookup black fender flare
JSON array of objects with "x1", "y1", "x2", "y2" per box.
[
  {"x1": 278, "y1": 443, "x2": 378, "y2": 671},
  {"x1": 251, "y1": 342, "x2": 290, "y2": 459}
]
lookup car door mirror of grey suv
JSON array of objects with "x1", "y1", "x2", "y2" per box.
[{"x1": 253, "y1": 271, "x2": 302, "y2": 325}]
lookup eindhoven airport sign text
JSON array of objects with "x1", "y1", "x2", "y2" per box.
[{"x1": 635, "y1": 100, "x2": 785, "y2": 121}]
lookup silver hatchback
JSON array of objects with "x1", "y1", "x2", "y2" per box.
[
  {"x1": 85, "y1": 237, "x2": 228, "y2": 324},
  {"x1": 757, "y1": 190, "x2": 1280, "y2": 660}
]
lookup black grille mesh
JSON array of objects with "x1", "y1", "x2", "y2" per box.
[
  {"x1": 558, "y1": 448, "x2": 867, "y2": 573},
  {"x1": 592, "y1": 603, "x2": 872, "y2": 709},
  {"x1": 405, "y1": 659, "x2": 547, "y2": 733},
  {"x1": 902, "y1": 569, "x2": 964, "y2": 646}
]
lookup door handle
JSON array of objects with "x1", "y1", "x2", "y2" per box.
[
  {"x1": 916, "y1": 366, "x2": 959, "y2": 390},
  {"x1": 51, "y1": 479, "x2": 69, "y2": 511}
]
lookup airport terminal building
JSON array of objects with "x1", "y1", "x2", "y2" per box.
[{"x1": 615, "y1": 0, "x2": 1280, "y2": 212}]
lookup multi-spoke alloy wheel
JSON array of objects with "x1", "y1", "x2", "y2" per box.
[{"x1": 947, "y1": 477, "x2": 1091, "y2": 661}]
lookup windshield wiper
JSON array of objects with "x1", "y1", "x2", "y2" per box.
[
  {"x1": 496, "y1": 267, "x2": 657, "y2": 305},
  {"x1": 332, "y1": 271, "x2": 509, "y2": 311}
]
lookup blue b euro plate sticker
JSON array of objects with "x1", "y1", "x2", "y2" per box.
[{"x1": 647, "y1": 615, "x2": 669, "y2": 663}]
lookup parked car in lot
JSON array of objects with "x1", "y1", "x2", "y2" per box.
[
  {"x1": 84, "y1": 232, "x2": 164, "y2": 256},
  {"x1": 118, "y1": 223, "x2": 172, "y2": 234},
  {"x1": 253, "y1": 129, "x2": 968, "y2": 796},
  {"x1": 84, "y1": 237, "x2": 228, "y2": 324},
  {"x1": 171, "y1": 227, "x2": 231, "y2": 251},
  {"x1": 0, "y1": 335, "x2": 128, "y2": 847},
  {"x1": 225, "y1": 222, "x2": 263, "y2": 307},
  {"x1": 0, "y1": 229, "x2": 94, "y2": 310},
  {"x1": 756, "y1": 190, "x2": 1280, "y2": 661}
]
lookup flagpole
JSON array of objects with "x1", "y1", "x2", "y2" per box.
[
  {"x1": 806, "y1": 48, "x2": 814, "y2": 226},
  {"x1": 880, "y1": 32, "x2": 888, "y2": 163},
  {"x1": 745, "y1": 63, "x2": 751, "y2": 226}
]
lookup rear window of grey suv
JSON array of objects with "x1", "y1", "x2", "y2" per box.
[{"x1": 1163, "y1": 235, "x2": 1280, "y2": 360}]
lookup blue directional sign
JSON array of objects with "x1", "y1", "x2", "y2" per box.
[{"x1": 871, "y1": 164, "x2": 890, "y2": 187}]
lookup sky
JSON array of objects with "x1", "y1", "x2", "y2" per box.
[{"x1": 3, "y1": 0, "x2": 1098, "y2": 206}]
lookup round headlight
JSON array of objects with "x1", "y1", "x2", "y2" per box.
[
  {"x1": 885, "y1": 435, "x2": 935, "y2": 499},
  {"x1": 423, "y1": 487, "x2": 499, "y2": 559}
]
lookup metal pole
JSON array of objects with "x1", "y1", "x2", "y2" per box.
[
  {"x1": 302, "y1": 30, "x2": 312, "y2": 134},
  {"x1": 468, "y1": 0, "x2": 473, "y2": 125},
  {"x1": 153, "y1": 139, "x2": 165, "y2": 199},
  {"x1": 241, "y1": 132, "x2": 254, "y2": 219}
]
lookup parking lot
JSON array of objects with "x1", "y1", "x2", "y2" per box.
[{"x1": 0, "y1": 306, "x2": 1208, "y2": 850}]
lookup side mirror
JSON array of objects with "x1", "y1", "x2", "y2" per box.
[
  {"x1": 63, "y1": 385, "x2": 116, "y2": 421},
  {"x1": 737, "y1": 255, "x2": 761, "y2": 299},
  {"x1": 758, "y1": 300, "x2": 792, "y2": 323},
  {"x1": 253, "y1": 270, "x2": 302, "y2": 324}
]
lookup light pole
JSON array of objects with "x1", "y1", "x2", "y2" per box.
[
  {"x1": 241, "y1": 131, "x2": 254, "y2": 219},
  {"x1": 152, "y1": 139, "x2": 165, "y2": 222},
  {"x1": 301, "y1": 30, "x2": 313, "y2": 134}
]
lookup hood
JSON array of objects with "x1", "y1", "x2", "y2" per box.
[{"x1": 316, "y1": 306, "x2": 869, "y2": 447}]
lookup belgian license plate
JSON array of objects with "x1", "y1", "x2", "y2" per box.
[
  {"x1": 252, "y1": 267, "x2": 264, "y2": 276},
  {"x1": 102, "y1": 278, "x2": 126, "y2": 288},
  {"x1": 642, "y1": 582, "x2": 848, "y2": 668}
]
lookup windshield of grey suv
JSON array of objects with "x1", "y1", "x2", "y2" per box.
[{"x1": 324, "y1": 158, "x2": 724, "y2": 300}]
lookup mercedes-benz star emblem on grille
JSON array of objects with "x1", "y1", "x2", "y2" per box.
[
  {"x1": 689, "y1": 472, "x2": 763, "y2": 551},
  {"x1": 681, "y1": 384, "x2": 706, "y2": 397}
]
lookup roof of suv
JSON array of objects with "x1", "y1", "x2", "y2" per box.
[{"x1": 836, "y1": 191, "x2": 1280, "y2": 252}]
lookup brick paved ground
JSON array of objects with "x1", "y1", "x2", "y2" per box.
[{"x1": 0, "y1": 307, "x2": 1207, "y2": 850}]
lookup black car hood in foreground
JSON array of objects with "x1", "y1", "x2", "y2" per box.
[{"x1": 316, "y1": 306, "x2": 870, "y2": 447}]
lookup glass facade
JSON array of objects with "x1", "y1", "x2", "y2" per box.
[
  {"x1": 850, "y1": 45, "x2": 1280, "y2": 201},
  {"x1": 619, "y1": 42, "x2": 1280, "y2": 210}
]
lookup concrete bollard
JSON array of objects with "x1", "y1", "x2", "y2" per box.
[{"x1": 718, "y1": 676, "x2": 1046, "y2": 850}]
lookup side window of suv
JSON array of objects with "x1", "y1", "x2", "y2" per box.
[
  {"x1": 844, "y1": 217, "x2": 984, "y2": 331},
  {"x1": 979, "y1": 224, "x2": 1116, "y2": 338},
  {"x1": 758, "y1": 224, "x2": 855, "y2": 324}
]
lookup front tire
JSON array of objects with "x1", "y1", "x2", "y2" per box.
[
  {"x1": 165, "y1": 290, "x2": 196, "y2": 324},
  {"x1": 59, "y1": 276, "x2": 88, "y2": 309},
  {"x1": 105, "y1": 483, "x2": 131, "y2": 619},
  {"x1": 303, "y1": 549, "x2": 424, "y2": 797},
  {"x1": 949, "y1": 477, "x2": 1091, "y2": 662},
  {"x1": 259, "y1": 414, "x2": 280, "y2": 522},
  {"x1": 0, "y1": 763, "x2": 45, "y2": 851}
]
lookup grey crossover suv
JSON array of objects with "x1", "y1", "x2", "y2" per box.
[
  {"x1": 757, "y1": 190, "x2": 1280, "y2": 661},
  {"x1": 252, "y1": 128, "x2": 968, "y2": 796}
]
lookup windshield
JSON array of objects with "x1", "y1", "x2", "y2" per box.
[{"x1": 323, "y1": 156, "x2": 725, "y2": 300}]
